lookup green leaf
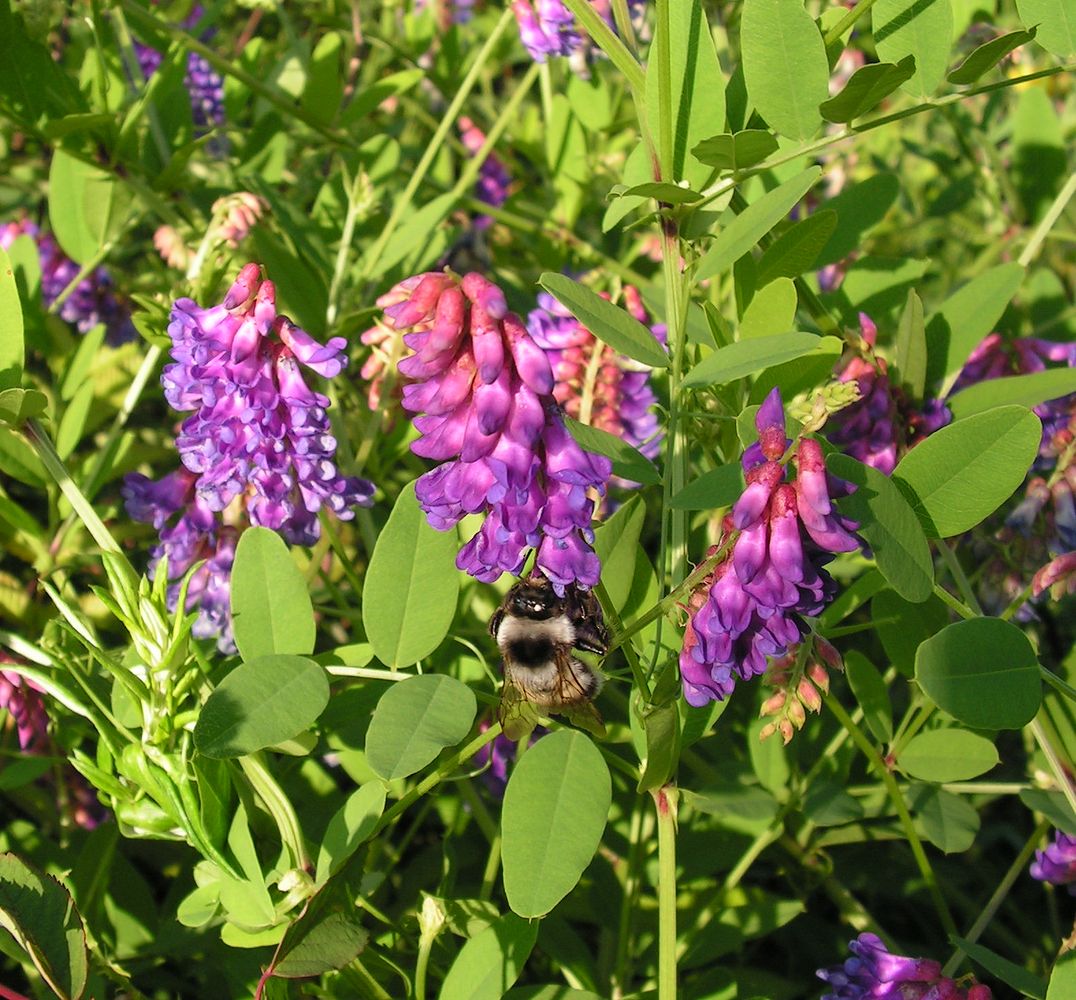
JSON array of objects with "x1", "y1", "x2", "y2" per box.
[
  {"x1": 749, "y1": 717, "x2": 790, "y2": 795},
  {"x1": 48, "y1": 148, "x2": 128, "y2": 266},
  {"x1": 0, "y1": 425, "x2": 46, "y2": 486},
  {"x1": 0, "y1": 388, "x2": 48, "y2": 426},
  {"x1": 563, "y1": 416, "x2": 660, "y2": 487},
  {"x1": 682, "y1": 785, "x2": 779, "y2": 834},
  {"x1": 0, "y1": 853, "x2": 87, "y2": 1000},
  {"x1": 925, "y1": 263, "x2": 1024, "y2": 393},
  {"x1": 830, "y1": 454, "x2": 934, "y2": 603},
  {"x1": 948, "y1": 28, "x2": 1037, "y2": 84},
  {"x1": 538, "y1": 274, "x2": 669, "y2": 369},
  {"x1": 1046, "y1": 948, "x2": 1076, "y2": 1000},
  {"x1": 59, "y1": 324, "x2": 107, "y2": 401},
  {"x1": 439, "y1": 913, "x2": 538, "y2": 1000},
  {"x1": 947, "y1": 368, "x2": 1076, "y2": 420},
  {"x1": 691, "y1": 130, "x2": 779, "y2": 172},
  {"x1": 845, "y1": 651, "x2": 893, "y2": 742},
  {"x1": 892, "y1": 289, "x2": 927, "y2": 398},
  {"x1": 339, "y1": 68, "x2": 424, "y2": 125},
  {"x1": 230, "y1": 527, "x2": 315, "y2": 661},
  {"x1": 594, "y1": 495, "x2": 646, "y2": 611},
  {"x1": 636, "y1": 700, "x2": 680, "y2": 793},
  {"x1": 683, "y1": 332, "x2": 837, "y2": 388},
  {"x1": 506, "y1": 989, "x2": 605, "y2": 1000},
  {"x1": 954, "y1": 936, "x2": 1048, "y2": 999},
  {"x1": 897, "y1": 728, "x2": 999, "y2": 782},
  {"x1": 872, "y1": 589, "x2": 949, "y2": 675},
  {"x1": 194, "y1": 655, "x2": 330, "y2": 758},
  {"x1": 364, "y1": 675, "x2": 476, "y2": 781},
  {"x1": 820, "y1": 57, "x2": 916, "y2": 122},
  {"x1": 740, "y1": 278, "x2": 797, "y2": 339},
  {"x1": 56, "y1": 381, "x2": 94, "y2": 459},
  {"x1": 603, "y1": 142, "x2": 651, "y2": 232},
  {"x1": 755, "y1": 212, "x2": 838, "y2": 285},
  {"x1": 1019, "y1": 789, "x2": 1076, "y2": 836},
  {"x1": 669, "y1": 464, "x2": 745, "y2": 510},
  {"x1": 816, "y1": 174, "x2": 901, "y2": 266},
  {"x1": 300, "y1": 31, "x2": 345, "y2": 126},
  {"x1": 362, "y1": 481, "x2": 460, "y2": 668},
  {"x1": 872, "y1": 0, "x2": 954, "y2": 98},
  {"x1": 273, "y1": 911, "x2": 367, "y2": 979},
  {"x1": 365, "y1": 192, "x2": 457, "y2": 280},
  {"x1": 502, "y1": 730, "x2": 611, "y2": 917},
  {"x1": 315, "y1": 783, "x2": 387, "y2": 884},
  {"x1": 741, "y1": 0, "x2": 829, "y2": 140},
  {"x1": 892, "y1": 405, "x2": 1041, "y2": 537},
  {"x1": 1016, "y1": 0, "x2": 1075, "y2": 56},
  {"x1": 613, "y1": 181, "x2": 703, "y2": 204},
  {"x1": 0, "y1": 246, "x2": 23, "y2": 392},
  {"x1": 910, "y1": 784, "x2": 979, "y2": 853},
  {"x1": 915, "y1": 618, "x2": 1041, "y2": 730},
  {"x1": 697, "y1": 167, "x2": 822, "y2": 280},
  {"x1": 644, "y1": 0, "x2": 726, "y2": 187}
]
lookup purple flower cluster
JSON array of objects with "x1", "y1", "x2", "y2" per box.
[
  {"x1": 0, "y1": 219, "x2": 130, "y2": 340},
  {"x1": 818, "y1": 933, "x2": 992, "y2": 1000},
  {"x1": 459, "y1": 116, "x2": 511, "y2": 229},
  {"x1": 527, "y1": 284, "x2": 663, "y2": 475},
  {"x1": 380, "y1": 270, "x2": 611, "y2": 591},
  {"x1": 512, "y1": 0, "x2": 645, "y2": 69},
  {"x1": 124, "y1": 264, "x2": 373, "y2": 649},
  {"x1": 134, "y1": 7, "x2": 225, "y2": 130},
  {"x1": 951, "y1": 332, "x2": 1076, "y2": 457},
  {"x1": 680, "y1": 390, "x2": 859, "y2": 706},
  {"x1": 1030, "y1": 829, "x2": 1076, "y2": 890},
  {"x1": 0, "y1": 669, "x2": 48, "y2": 752}
]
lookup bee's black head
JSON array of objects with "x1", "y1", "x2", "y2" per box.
[{"x1": 507, "y1": 580, "x2": 561, "y2": 620}]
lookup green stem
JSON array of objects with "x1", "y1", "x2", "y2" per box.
[
  {"x1": 653, "y1": 0, "x2": 674, "y2": 181},
  {"x1": 1029, "y1": 716, "x2": 1076, "y2": 820},
  {"x1": 932, "y1": 582, "x2": 977, "y2": 621},
  {"x1": 359, "y1": 7, "x2": 515, "y2": 280},
  {"x1": 612, "y1": 797, "x2": 647, "y2": 996},
  {"x1": 1041, "y1": 665, "x2": 1076, "y2": 705},
  {"x1": 825, "y1": 692, "x2": 961, "y2": 943},
  {"x1": 610, "y1": 0, "x2": 639, "y2": 58},
  {"x1": 938, "y1": 542, "x2": 982, "y2": 615},
  {"x1": 561, "y1": 0, "x2": 646, "y2": 95},
  {"x1": 1019, "y1": 171, "x2": 1076, "y2": 268},
  {"x1": 238, "y1": 755, "x2": 309, "y2": 872},
  {"x1": 325, "y1": 167, "x2": 369, "y2": 330},
  {"x1": 652, "y1": 784, "x2": 678, "y2": 1000},
  {"x1": 941, "y1": 818, "x2": 1051, "y2": 977},
  {"x1": 595, "y1": 581, "x2": 651, "y2": 701},
  {"x1": 823, "y1": 0, "x2": 881, "y2": 46}
]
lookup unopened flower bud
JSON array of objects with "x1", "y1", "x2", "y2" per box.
[
  {"x1": 807, "y1": 660, "x2": 831, "y2": 694},
  {"x1": 815, "y1": 636, "x2": 843, "y2": 672},
  {"x1": 758, "y1": 721, "x2": 779, "y2": 743},
  {"x1": 787, "y1": 697, "x2": 807, "y2": 730},
  {"x1": 760, "y1": 690, "x2": 787, "y2": 716},
  {"x1": 797, "y1": 677, "x2": 822, "y2": 713},
  {"x1": 779, "y1": 719, "x2": 795, "y2": 745}
]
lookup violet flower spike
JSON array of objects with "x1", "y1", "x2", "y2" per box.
[
  {"x1": 679, "y1": 389, "x2": 860, "y2": 706},
  {"x1": 382, "y1": 270, "x2": 611, "y2": 593}
]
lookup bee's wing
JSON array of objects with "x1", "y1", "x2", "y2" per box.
[
  {"x1": 498, "y1": 677, "x2": 541, "y2": 742},
  {"x1": 552, "y1": 650, "x2": 607, "y2": 740}
]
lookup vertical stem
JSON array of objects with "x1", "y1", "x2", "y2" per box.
[
  {"x1": 654, "y1": 0, "x2": 673, "y2": 182},
  {"x1": 1019, "y1": 171, "x2": 1076, "y2": 267},
  {"x1": 1030, "y1": 716, "x2": 1076, "y2": 819},
  {"x1": 825, "y1": 692, "x2": 961, "y2": 942},
  {"x1": 652, "y1": 784, "x2": 678, "y2": 1000},
  {"x1": 359, "y1": 7, "x2": 515, "y2": 279},
  {"x1": 238, "y1": 755, "x2": 310, "y2": 871}
]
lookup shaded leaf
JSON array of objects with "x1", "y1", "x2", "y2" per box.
[
  {"x1": 845, "y1": 651, "x2": 893, "y2": 743},
  {"x1": 873, "y1": 0, "x2": 954, "y2": 97},
  {"x1": 594, "y1": 496, "x2": 647, "y2": 611},
  {"x1": 892, "y1": 289, "x2": 927, "y2": 398},
  {"x1": 564, "y1": 416, "x2": 660, "y2": 487},
  {"x1": 955, "y1": 936, "x2": 1048, "y2": 999},
  {"x1": 915, "y1": 618, "x2": 1041, "y2": 730},
  {"x1": 948, "y1": 28, "x2": 1037, "y2": 84},
  {"x1": 439, "y1": 913, "x2": 539, "y2": 1000},
  {"x1": 669, "y1": 465, "x2": 745, "y2": 510},
  {"x1": 947, "y1": 368, "x2": 1076, "y2": 420},
  {"x1": 910, "y1": 784, "x2": 979, "y2": 853},
  {"x1": 194, "y1": 655, "x2": 330, "y2": 758},
  {"x1": 273, "y1": 911, "x2": 367, "y2": 979},
  {"x1": 365, "y1": 675, "x2": 476, "y2": 781},
  {"x1": 613, "y1": 181, "x2": 703, "y2": 204},
  {"x1": 755, "y1": 211, "x2": 838, "y2": 284},
  {"x1": 820, "y1": 57, "x2": 916, "y2": 122},
  {"x1": 683, "y1": 332, "x2": 838, "y2": 388},
  {"x1": 817, "y1": 174, "x2": 901, "y2": 266},
  {"x1": 315, "y1": 783, "x2": 387, "y2": 884},
  {"x1": 692, "y1": 130, "x2": 779, "y2": 172},
  {"x1": 897, "y1": 728, "x2": 999, "y2": 782}
]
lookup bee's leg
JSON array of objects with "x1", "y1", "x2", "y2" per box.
[
  {"x1": 488, "y1": 608, "x2": 504, "y2": 639},
  {"x1": 574, "y1": 621, "x2": 608, "y2": 655}
]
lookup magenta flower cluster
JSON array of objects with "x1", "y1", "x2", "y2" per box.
[
  {"x1": 818, "y1": 933, "x2": 992, "y2": 1000},
  {"x1": 680, "y1": 389, "x2": 859, "y2": 706},
  {"x1": 124, "y1": 264, "x2": 373, "y2": 648},
  {"x1": 527, "y1": 286, "x2": 663, "y2": 476},
  {"x1": 380, "y1": 270, "x2": 611, "y2": 591},
  {"x1": 0, "y1": 220, "x2": 130, "y2": 340}
]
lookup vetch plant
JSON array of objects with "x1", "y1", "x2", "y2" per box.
[{"x1": 0, "y1": 0, "x2": 1074, "y2": 998}]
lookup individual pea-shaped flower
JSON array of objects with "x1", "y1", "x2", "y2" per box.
[
  {"x1": 124, "y1": 264, "x2": 373, "y2": 649},
  {"x1": 817, "y1": 933, "x2": 992, "y2": 1000},
  {"x1": 380, "y1": 269, "x2": 611, "y2": 591},
  {"x1": 679, "y1": 389, "x2": 859, "y2": 707},
  {"x1": 512, "y1": 0, "x2": 647, "y2": 73},
  {"x1": 0, "y1": 668, "x2": 49, "y2": 752},
  {"x1": 1030, "y1": 829, "x2": 1076, "y2": 891}
]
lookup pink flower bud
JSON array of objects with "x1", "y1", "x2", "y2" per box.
[{"x1": 797, "y1": 676, "x2": 822, "y2": 713}]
